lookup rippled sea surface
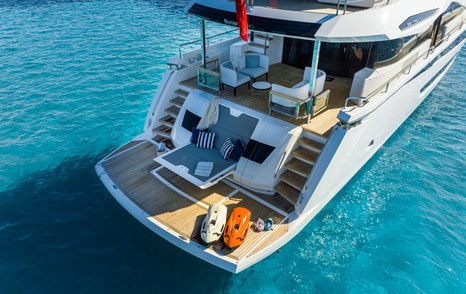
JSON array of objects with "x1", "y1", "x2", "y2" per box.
[{"x1": 1, "y1": 1, "x2": 465, "y2": 292}]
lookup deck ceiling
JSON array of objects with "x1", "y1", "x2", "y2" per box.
[{"x1": 187, "y1": 0, "x2": 331, "y2": 39}]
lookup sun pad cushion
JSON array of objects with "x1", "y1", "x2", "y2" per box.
[{"x1": 162, "y1": 143, "x2": 236, "y2": 180}]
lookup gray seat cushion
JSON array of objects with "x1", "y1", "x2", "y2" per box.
[
  {"x1": 160, "y1": 104, "x2": 258, "y2": 183},
  {"x1": 163, "y1": 143, "x2": 236, "y2": 180},
  {"x1": 238, "y1": 67, "x2": 267, "y2": 79},
  {"x1": 236, "y1": 72, "x2": 251, "y2": 86}
]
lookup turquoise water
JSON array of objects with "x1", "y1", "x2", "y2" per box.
[{"x1": 0, "y1": 1, "x2": 464, "y2": 292}]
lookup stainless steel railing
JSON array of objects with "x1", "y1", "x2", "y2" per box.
[{"x1": 178, "y1": 28, "x2": 238, "y2": 59}]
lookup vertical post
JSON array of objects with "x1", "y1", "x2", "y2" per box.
[
  {"x1": 307, "y1": 40, "x2": 321, "y2": 123},
  {"x1": 200, "y1": 19, "x2": 207, "y2": 69},
  {"x1": 309, "y1": 40, "x2": 321, "y2": 96},
  {"x1": 343, "y1": 0, "x2": 348, "y2": 15}
]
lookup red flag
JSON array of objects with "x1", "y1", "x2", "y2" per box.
[{"x1": 235, "y1": 0, "x2": 248, "y2": 41}]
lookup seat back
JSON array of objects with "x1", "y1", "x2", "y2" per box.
[
  {"x1": 302, "y1": 66, "x2": 311, "y2": 83},
  {"x1": 239, "y1": 54, "x2": 269, "y2": 71},
  {"x1": 220, "y1": 61, "x2": 237, "y2": 87},
  {"x1": 259, "y1": 54, "x2": 269, "y2": 71},
  {"x1": 270, "y1": 83, "x2": 309, "y2": 109},
  {"x1": 230, "y1": 41, "x2": 248, "y2": 69},
  {"x1": 314, "y1": 69, "x2": 326, "y2": 95},
  {"x1": 209, "y1": 105, "x2": 258, "y2": 149}
]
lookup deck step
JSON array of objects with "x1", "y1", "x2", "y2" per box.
[
  {"x1": 292, "y1": 147, "x2": 319, "y2": 165},
  {"x1": 279, "y1": 170, "x2": 307, "y2": 191},
  {"x1": 154, "y1": 135, "x2": 168, "y2": 142},
  {"x1": 153, "y1": 125, "x2": 172, "y2": 139},
  {"x1": 299, "y1": 137, "x2": 324, "y2": 153},
  {"x1": 165, "y1": 105, "x2": 180, "y2": 117},
  {"x1": 275, "y1": 181, "x2": 300, "y2": 205},
  {"x1": 175, "y1": 89, "x2": 189, "y2": 98},
  {"x1": 286, "y1": 158, "x2": 313, "y2": 178},
  {"x1": 159, "y1": 115, "x2": 175, "y2": 128},
  {"x1": 170, "y1": 96, "x2": 185, "y2": 108}
]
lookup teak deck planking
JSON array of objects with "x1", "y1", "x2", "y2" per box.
[
  {"x1": 102, "y1": 141, "x2": 289, "y2": 261},
  {"x1": 180, "y1": 63, "x2": 352, "y2": 137}
]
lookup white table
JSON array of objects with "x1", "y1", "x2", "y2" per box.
[{"x1": 252, "y1": 81, "x2": 272, "y2": 97}]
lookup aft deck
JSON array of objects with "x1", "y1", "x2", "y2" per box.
[
  {"x1": 102, "y1": 141, "x2": 292, "y2": 261},
  {"x1": 180, "y1": 63, "x2": 352, "y2": 137}
]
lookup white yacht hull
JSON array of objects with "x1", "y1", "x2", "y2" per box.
[
  {"x1": 96, "y1": 0, "x2": 466, "y2": 272},
  {"x1": 96, "y1": 34, "x2": 464, "y2": 273},
  {"x1": 298, "y1": 36, "x2": 465, "y2": 218}
]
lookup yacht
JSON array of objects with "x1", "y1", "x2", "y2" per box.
[{"x1": 96, "y1": 0, "x2": 466, "y2": 273}]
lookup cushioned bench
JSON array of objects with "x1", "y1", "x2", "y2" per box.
[{"x1": 155, "y1": 104, "x2": 259, "y2": 188}]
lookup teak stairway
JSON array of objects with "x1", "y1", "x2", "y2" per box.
[
  {"x1": 275, "y1": 134, "x2": 325, "y2": 206},
  {"x1": 153, "y1": 88, "x2": 189, "y2": 147}
]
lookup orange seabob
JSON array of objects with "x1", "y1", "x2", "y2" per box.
[{"x1": 223, "y1": 207, "x2": 252, "y2": 249}]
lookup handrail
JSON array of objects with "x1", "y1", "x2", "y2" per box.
[
  {"x1": 343, "y1": 96, "x2": 368, "y2": 109},
  {"x1": 364, "y1": 49, "x2": 430, "y2": 100},
  {"x1": 147, "y1": 69, "x2": 176, "y2": 130},
  {"x1": 274, "y1": 151, "x2": 287, "y2": 178},
  {"x1": 361, "y1": 21, "x2": 464, "y2": 102},
  {"x1": 178, "y1": 28, "x2": 238, "y2": 58}
]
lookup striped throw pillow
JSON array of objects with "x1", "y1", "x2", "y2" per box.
[
  {"x1": 197, "y1": 131, "x2": 216, "y2": 149},
  {"x1": 220, "y1": 138, "x2": 234, "y2": 160}
]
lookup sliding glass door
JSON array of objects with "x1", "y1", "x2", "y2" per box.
[{"x1": 282, "y1": 38, "x2": 372, "y2": 78}]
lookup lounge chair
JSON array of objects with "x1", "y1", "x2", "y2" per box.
[
  {"x1": 269, "y1": 82, "x2": 311, "y2": 120},
  {"x1": 220, "y1": 61, "x2": 251, "y2": 96},
  {"x1": 293, "y1": 67, "x2": 326, "y2": 95},
  {"x1": 237, "y1": 54, "x2": 269, "y2": 82}
]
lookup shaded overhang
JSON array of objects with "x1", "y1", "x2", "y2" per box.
[
  {"x1": 186, "y1": 0, "x2": 327, "y2": 39},
  {"x1": 186, "y1": 0, "x2": 463, "y2": 43}
]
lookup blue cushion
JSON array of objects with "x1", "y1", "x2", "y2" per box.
[
  {"x1": 220, "y1": 138, "x2": 234, "y2": 160},
  {"x1": 191, "y1": 128, "x2": 208, "y2": 144},
  {"x1": 246, "y1": 55, "x2": 260, "y2": 68},
  {"x1": 231, "y1": 139, "x2": 245, "y2": 161},
  {"x1": 197, "y1": 131, "x2": 216, "y2": 149},
  {"x1": 223, "y1": 61, "x2": 234, "y2": 69}
]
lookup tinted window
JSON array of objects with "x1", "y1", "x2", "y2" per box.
[{"x1": 181, "y1": 110, "x2": 201, "y2": 131}]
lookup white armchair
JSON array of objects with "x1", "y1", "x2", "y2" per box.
[
  {"x1": 237, "y1": 54, "x2": 269, "y2": 82},
  {"x1": 293, "y1": 67, "x2": 326, "y2": 96},
  {"x1": 220, "y1": 61, "x2": 251, "y2": 96},
  {"x1": 269, "y1": 82, "x2": 311, "y2": 120}
]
